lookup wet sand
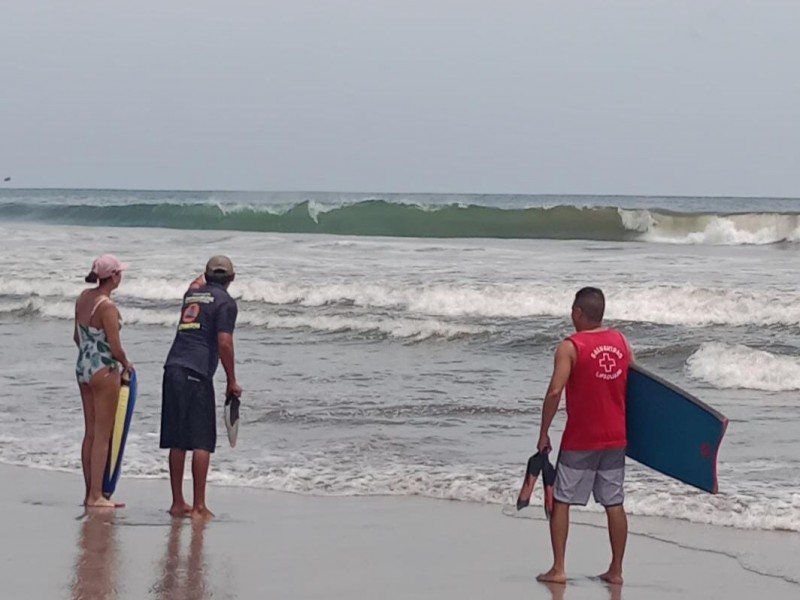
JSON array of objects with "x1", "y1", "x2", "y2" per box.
[{"x1": 1, "y1": 464, "x2": 797, "y2": 599}]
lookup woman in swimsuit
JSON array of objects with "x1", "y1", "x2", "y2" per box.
[{"x1": 74, "y1": 254, "x2": 133, "y2": 509}]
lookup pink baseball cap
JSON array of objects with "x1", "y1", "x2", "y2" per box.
[{"x1": 85, "y1": 254, "x2": 129, "y2": 283}]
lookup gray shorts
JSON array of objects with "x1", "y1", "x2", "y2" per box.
[{"x1": 554, "y1": 448, "x2": 625, "y2": 507}]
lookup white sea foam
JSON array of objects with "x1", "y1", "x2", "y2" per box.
[
  {"x1": 621, "y1": 479, "x2": 800, "y2": 532},
  {"x1": 3, "y1": 447, "x2": 798, "y2": 532},
  {"x1": 0, "y1": 279, "x2": 187, "y2": 302},
  {"x1": 0, "y1": 297, "x2": 484, "y2": 340},
  {"x1": 618, "y1": 208, "x2": 656, "y2": 233},
  {"x1": 4, "y1": 279, "x2": 800, "y2": 328},
  {"x1": 306, "y1": 199, "x2": 356, "y2": 223},
  {"x1": 234, "y1": 281, "x2": 800, "y2": 327},
  {"x1": 140, "y1": 465, "x2": 800, "y2": 531},
  {"x1": 0, "y1": 280, "x2": 85, "y2": 298},
  {"x1": 246, "y1": 313, "x2": 488, "y2": 340},
  {"x1": 686, "y1": 343, "x2": 800, "y2": 392},
  {"x1": 620, "y1": 209, "x2": 800, "y2": 245},
  {"x1": 249, "y1": 281, "x2": 800, "y2": 327},
  {"x1": 217, "y1": 201, "x2": 297, "y2": 216}
]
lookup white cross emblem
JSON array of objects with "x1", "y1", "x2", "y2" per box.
[{"x1": 599, "y1": 352, "x2": 617, "y2": 374}]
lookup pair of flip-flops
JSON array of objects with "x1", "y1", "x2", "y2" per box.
[{"x1": 516, "y1": 450, "x2": 556, "y2": 518}]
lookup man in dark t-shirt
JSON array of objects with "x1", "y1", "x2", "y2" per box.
[{"x1": 160, "y1": 255, "x2": 241, "y2": 519}]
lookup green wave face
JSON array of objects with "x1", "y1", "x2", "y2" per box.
[
  {"x1": 1, "y1": 199, "x2": 798, "y2": 243},
  {"x1": 0, "y1": 200, "x2": 634, "y2": 240}
]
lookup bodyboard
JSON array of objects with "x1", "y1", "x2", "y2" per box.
[
  {"x1": 102, "y1": 369, "x2": 138, "y2": 498},
  {"x1": 626, "y1": 364, "x2": 727, "y2": 493}
]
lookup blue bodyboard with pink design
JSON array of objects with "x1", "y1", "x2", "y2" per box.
[{"x1": 626, "y1": 365, "x2": 728, "y2": 494}]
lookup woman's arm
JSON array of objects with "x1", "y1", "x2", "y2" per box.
[
  {"x1": 100, "y1": 302, "x2": 131, "y2": 371},
  {"x1": 73, "y1": 292, "x2": 83, "y2": 347}
]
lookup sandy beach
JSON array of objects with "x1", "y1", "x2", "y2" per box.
[
  {"x1": 5, "y1": 1, "x2": 800, "y2": 596},
  {"x1": 0, "y1": 464, "x2": 796, "y2": 600}
]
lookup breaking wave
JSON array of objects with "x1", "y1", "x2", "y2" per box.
[
  {"x1": 2, "y1": 199, "x2": 800, "y2": 244},
  {"x1": 686, "y1": 343, "x2": 800, "y2": 392},
  {"x1": 4, "y1": 279, "x2": 800, "y2": 328}
]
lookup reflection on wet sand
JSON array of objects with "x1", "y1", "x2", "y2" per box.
[
  {"x1": 541, "y1": 581, "x2": 565, "y2": 600},
  {"x1": 153, "y1": 519, "x2": 209, "y2": 600},
  {"x1": 540, "y1": 581, "x2": 622, "y2": 600},
  {"x1": 72, "y1": 511, "x2": 118, "y2": 600}
]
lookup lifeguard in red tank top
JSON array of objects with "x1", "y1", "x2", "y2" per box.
[{"x1": 560, "y1": 329, "x2": 630, "y2": 451}]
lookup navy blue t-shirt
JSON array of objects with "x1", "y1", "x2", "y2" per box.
[{"x1": 164, "y1": 282, "x2": 238, "y2": 379}]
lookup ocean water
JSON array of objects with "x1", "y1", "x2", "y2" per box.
[{"x1": 1, "y1": 189, "x2": 799, "y2": 533}]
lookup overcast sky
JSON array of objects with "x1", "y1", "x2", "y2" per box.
[{"x1": 1, "y1": 1, "x2": 798, "y2": 196}]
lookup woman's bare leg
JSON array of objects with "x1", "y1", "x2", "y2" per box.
[
  {"x1": 78, "y1": 382, "x2": 95, "y2": 505},
  {"x1": 86, "y1": 368, "x2": 124, "y2": 508}
]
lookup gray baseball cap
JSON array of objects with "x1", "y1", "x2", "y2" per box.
[{"x1": 205, "y1": 255, "x2": 235, "y2": 276}]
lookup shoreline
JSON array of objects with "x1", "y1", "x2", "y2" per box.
[
  {"x1": 1, "y1": 463, "x2": 797, "y2": 599},
  {"x1": 6, "y1": 458, "x2": 799, "y2": 537}
]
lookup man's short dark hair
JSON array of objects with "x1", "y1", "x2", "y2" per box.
[
  {"x1": 573, "y1": 287, "x2": 605, "y2": 323},
  {"x1": 206, "y1": 271, "x2": 234, "y2": 286}
]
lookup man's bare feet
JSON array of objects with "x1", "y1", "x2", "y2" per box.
[
  {"x1": 599, "y1": 569, "x2": 624, "y2": 585},
  {"x1": 536, "y1": 568, "x2": 567, "y2": 584},
  {"x1": 168, "y1": 503, "x2": 193, "y2": 518},
  {"x1": 86, "y1": 496, "x2": 125, "y2": 509},
  {"x1": 191, "y1": 507, "x2": 215, "y2": 521}
]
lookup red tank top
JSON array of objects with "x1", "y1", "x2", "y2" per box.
[{"x1": 561, "y1": 329, "x2": 630, "y2": 451}]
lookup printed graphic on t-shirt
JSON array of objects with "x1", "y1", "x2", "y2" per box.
[
  {"x1": 590, "y1": 344, "x2": 624, "y2": 381},
  {"x1": 182, "y1": 303, "x2": 200, "y2": 323},
  {"x1": 183, "y1": 293, "x2": 216, "y2": 305},
  {"x1": 177, "y1": 292, "x2": 216, "y2": 331},
  {"x1": 178, "y1": 302, "x2": 202, "y2": 331}
]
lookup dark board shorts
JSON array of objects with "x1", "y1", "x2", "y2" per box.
[{"x1": 160, "y1": 366, "x2": 216, "y2": 453}]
